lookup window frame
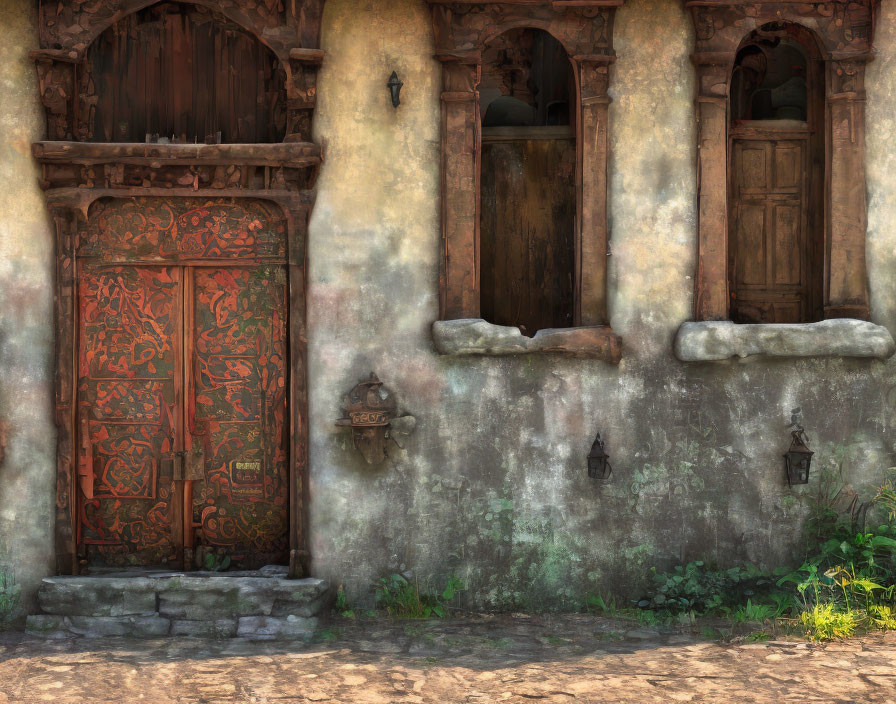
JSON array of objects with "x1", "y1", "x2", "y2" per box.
[
  {"x1": 426, "y1": 0, "x2": 625, "y2": 348},
  {"x1": 684, "y1": 0, "x2": 879, "y2": 323}
]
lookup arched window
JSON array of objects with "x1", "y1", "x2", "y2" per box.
[
  {"x1": 727, "y1": 23, "x2": 824, "y2": 324},
  {"x1": 86, "y1": 2, "x2": 287, "y2": 143},
  {"x1": 479, "y1": 28, "x2": 576, "y2": 335}
]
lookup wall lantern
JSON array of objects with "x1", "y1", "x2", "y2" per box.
[
  {"x1": 784, "y1": 428, "x2": 813, "y2": 486},
  {"x1": 588, "y1": 433, "x2": 613, "y2": 482},
  {"x1": 336, "y1": 373, "x2": 398, "y2": 465},
  {"x1": 387, "y1": 71, "x2": 403, "y2": 108}
]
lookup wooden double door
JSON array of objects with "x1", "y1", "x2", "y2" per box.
[{"x1": 76, "y1": 198, "x2": 291, "y2": 569}]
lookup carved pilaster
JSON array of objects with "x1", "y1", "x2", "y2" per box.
[
  {"x1": 826, "y1": 55, "x2": 871, "y2": 320},
  {"x1": 47, "y1": 204, "x2": 79, "y2": 574},
  {"x1": 576, "y1": 56, "x2": 613, "y2": 326},
  {"x1": 692, "y1": 55, "x2": 730, "y2": 321},
  {"x1": 438, "y1": 57, "x2": 482, "y2": 320}
]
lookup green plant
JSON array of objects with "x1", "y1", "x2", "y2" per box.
[
  {"x1": 375, "y1": 574, "x2": 463, "y2": 619},
  {"x1": 729, "y1": 599, "x2": 776, "y2": 625},
  {"x1": 800, "y1": 603, "x2": 858, "y2": 641},
  {"x1": 745, "y1": 631, "x2": 772, "y2": 642},
  {"x1": 334, "y1": 585, "x2": 355, "y2": 619},
  {"x1": 314, "y1": 627, "x2": 340, "y2": 642},
  {"x1": 200, "y1": 549, "x2": 231, "y2": 572},
  {"x1": 0, "y1": 569, "x2": 20, "y2": 623},
  {"x1": 638, "y1": 561, "x2": 780, "y2": 616},
  {"x1": 868, "y1": 604, "x2": 896, "y2": 630},
  {"x1": 874, "y1": 469, "x2": 896, "y2": 523},
  {"x1": 585, "y1": 591, "x2": 618, "y2": 617}
]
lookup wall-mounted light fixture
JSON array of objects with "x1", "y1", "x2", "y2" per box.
[
  {"x1": 336, "y1": 373, "x2": 397, "y2": 465},
  {"x1": 784, "y1": 427, "x2": 813, "y2": 485},
  {"x1": 388, "y1": 71, "x2": 404, "y2": 108},
  {"x1": 588, "y1": 433, "x2": 612, "y2": 482}
]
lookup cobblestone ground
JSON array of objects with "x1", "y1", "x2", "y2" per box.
[{"x1": 1, "y1": 614, "x2": 895, "y2": 703}]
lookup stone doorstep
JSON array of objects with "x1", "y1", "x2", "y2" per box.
[
  {"x1": 26, "y1": 615, "x2": 318, "y2": 641},
  {"x1": 29, "y1": 576, "x2": 330, "y2": 640},
  {"x1": 37, "y1": 576, "x2": 157, "y2": 617},
  {"x1": 25, "y1": 615, "x2": 171, "y2": 639}
]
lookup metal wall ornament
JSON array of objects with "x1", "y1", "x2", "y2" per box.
[
  {"x1": 784, "y1": 428, "x2": 814, "y2": 486},
  {"x1": 337, "y1": 373, "x2": 408, "y2": 465},
  {"x1": 388, "y1": 72, "x2": 404, "y2": 108},
  {"x1": 588, "y1": 433, "x2": 613, "y2": 482}
]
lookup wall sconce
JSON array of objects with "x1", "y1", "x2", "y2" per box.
[
  {"x1": 387, "y1": 71, "x2": 403, "y2": 108},
  {"x1": 336, "y1": 373, "x2": 397, "y2": 465},
  {"x1": 784, "y1": 427, "x2": 813, "y2": 485},
  {"x1": 588, "y1": 433, "x2": 613, "y2": 482}
]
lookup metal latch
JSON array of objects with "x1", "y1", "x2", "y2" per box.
[{"x1": 162, "y1": 448, "x2": 205, "y2": 481}]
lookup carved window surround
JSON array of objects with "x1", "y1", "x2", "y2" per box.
[
  {"x1": 425, "y1": 0, "x2": 624, "y2": 363},
  {"x1": 684, "y1": 0, "x2": 879, "y2": 325},
  {"x1": 33, "y1": 0, "x2": 326, "y2": 577}
]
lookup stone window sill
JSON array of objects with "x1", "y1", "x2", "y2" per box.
[
  {"x1": 432, "y1": 319, "x2": 622, "y2": 363},
  {"x1": 674, "y1": 319, "x2": 896, "y2": 362}
]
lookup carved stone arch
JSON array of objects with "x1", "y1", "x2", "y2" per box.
[
  {"x1": 685, "y1": 0, "x2": 879, "y2": 322},
  {"x1": 426, "y1": 1, "x2": 624, "y2": 360}
]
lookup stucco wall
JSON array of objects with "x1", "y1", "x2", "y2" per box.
[
  {"x1": 0, "y1": 0, "x2": 56, "y2": 620},
  {"x1": 0, "y1": 0, "x2": 895, "y2": 614},
  {"x1": 309, "y1": 0, "x2": 896, "y2": 610}
]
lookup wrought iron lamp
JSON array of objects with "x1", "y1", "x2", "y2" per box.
[
  {"x1": 387, "y1": 71, "x2": 403, "y2": 108},
  {"x1": 783, "y1": 427, "x2": 813, "y2": 485},
  {"x1": 588, "y1": 433, "x2": 612, "y2": 482}
]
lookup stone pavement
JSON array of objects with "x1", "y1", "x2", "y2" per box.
[{"x1": 1, "y1": 614, "x2": 894, "y2": 703}]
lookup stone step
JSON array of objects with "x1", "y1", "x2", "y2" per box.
[{"x1": 27, "y1": 569, "x2": 331, "y2": 640}]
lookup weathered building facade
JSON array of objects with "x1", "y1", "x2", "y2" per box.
[{"x1": 2, "y1": 0, "x2": 896, "y2": 621}]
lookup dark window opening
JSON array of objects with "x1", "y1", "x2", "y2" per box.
[
  {"x1": 479, "y1": 28, "x2": 576, "y2": 335},
  {"x1": 728, "y1": 23, "x2": 824, "y2": 324},
  {"x1": 731, "y1": 25, "x2": 809, "y2": 123},
  {"x1": 87, "y1": 2, "x2": 287, "y2": 144}
]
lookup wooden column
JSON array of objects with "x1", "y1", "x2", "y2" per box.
[
  {"x1": 49, "y1": 204, "x2": 79, "y2": 574},
  {"x1": 438, "y1": 56, "x2": 481, "y2": 321},
  {"x1": 825, "y1": 56, "x2": 871, "y2": 320},
  {"x1": 576, "y1": 56, "x2": 613, "y2": 326},
  {"x1": 692, "y1": 55, "x2": 730, "y2": 321}
]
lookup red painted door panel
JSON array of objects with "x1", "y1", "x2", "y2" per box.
[
  {"x1": 76, "y1": 198, "x2": 291, "y2": 569},
  {"x1": 78, "y1": 266, "x2": 180, "y2": 567},
  {"x1": 189, "y1": 267, "x2": 289, "y2": 567}
]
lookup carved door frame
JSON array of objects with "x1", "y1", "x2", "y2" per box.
[
  {"x1": 33, "y1": 0, "x2": 327, "y2": 577},
  {"x1": 684, "y1": 0, "x2": 880, "y2": 322},
  {"x1": 425, "y1": 0, "x2": 625, "y2": 335}
]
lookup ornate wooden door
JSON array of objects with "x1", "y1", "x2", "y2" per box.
[
  {"x1": 729, "y1": 133, "x2": 810, "y2": 323},
  {"x1": 76, "y1": 198, "x2": 291, "y2": 569},
  {"x1": 78, "y1": 265, "x2": 182, "y2": 566},
  {"x1": 188, "y1": 267, "x2": 289, "y2": 568}
]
